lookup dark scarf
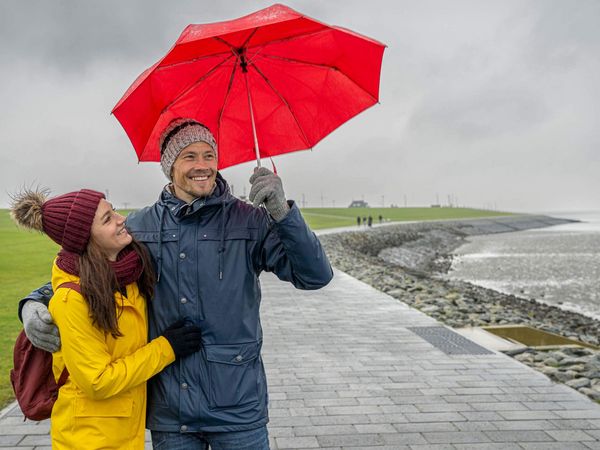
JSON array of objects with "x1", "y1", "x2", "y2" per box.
[{"x1": 56, "y1": 246, "x2": 143, "y2": 289}]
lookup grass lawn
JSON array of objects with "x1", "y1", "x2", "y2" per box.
[{"x1": 0, "y1": 205, "x2": 511, "y2": 408}]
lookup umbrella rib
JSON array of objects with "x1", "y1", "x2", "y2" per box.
[
  {"x1": 161, "y1": 54, "x2": 235, "y2": 113},
  {"x1": 216, "y1": 57, "x2": 240, "y2": 151},
  {"x1": 157, "y1": 53, "x2": 226, "y2": 71},
  {"x1": 249, "y1": 62, "x2": 311, "y2": 149}
]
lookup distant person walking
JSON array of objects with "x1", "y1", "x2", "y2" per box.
[
  {"x1": 368, "y1": 215, "x2": 373, "y2": 227},
  {"x1": 378, "y1": 214, "x2": 383, "y2": 224},
  {"x1": 363, "y1": 216, "x2": 367, "y2": 227},
  {"x1": 357, "y1": 215, "x2": 361, "y2": 226}
]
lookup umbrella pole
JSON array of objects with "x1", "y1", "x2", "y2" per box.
[{"x1": 244, "y1": 71, "x2": 261, "y2": 168}]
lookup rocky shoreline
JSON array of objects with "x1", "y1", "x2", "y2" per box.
[{"x1": 318, "y1": 215, "x2": 600, "y2": 403}]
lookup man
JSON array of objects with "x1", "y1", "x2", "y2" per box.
[{"x1": 19, "y1": 118, "x2": 333, "y2": 449}]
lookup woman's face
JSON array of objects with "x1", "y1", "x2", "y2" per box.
[{"x1": 90, "y1": 199, "x2": 132, "y2": 261}]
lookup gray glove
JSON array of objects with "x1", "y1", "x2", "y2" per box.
[
  {"x1": 249, "y1": 167, "x2": 290, "y2": 221},
  {"x1": 22, "y1": 300, "x2": 61, "y2": 353}
]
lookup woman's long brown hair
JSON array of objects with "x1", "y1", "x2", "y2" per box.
[{"x1": 79, "y1": 239, "x2": 155, "y2": 337}]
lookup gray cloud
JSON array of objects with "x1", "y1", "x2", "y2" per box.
[{"x1": 0, "y1": 0, "x2": 598, "y2": 212}]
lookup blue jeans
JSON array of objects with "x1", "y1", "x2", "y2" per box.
[{"x1": 151, "y1": 426, "x2": 269, "y2": 450}]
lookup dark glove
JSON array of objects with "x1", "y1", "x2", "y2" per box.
[
  {"x1": 249, "y1": 167, "x2": 290, "y2": 221},
  {"x1": 162, "y1": 320, "x2": 202, "y2": 358}
]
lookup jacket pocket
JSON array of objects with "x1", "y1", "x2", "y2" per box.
[
  {"x1": 133, "y1": 230, "x2": 179, "y2": 243},
  {"x1": 74, "y1": 393, "x2": 133, "y2": 417},
  {"x1": 204, "y1": 342, "x2": 261, "y2": 410}
]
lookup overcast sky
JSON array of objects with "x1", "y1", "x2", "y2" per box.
[{"x1": 1, "y1": 0, "x2": 598, "y2": 213}]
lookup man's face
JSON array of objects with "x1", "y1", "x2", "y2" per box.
[{"x1": 171, "y1": 142, "x2": 218, "y2": 203}]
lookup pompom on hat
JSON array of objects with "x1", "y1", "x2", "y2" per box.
[
  {"x1": 159, "y1": 118, "x2": 217, "y2": 180},
  {"x1": 10, "y1": 188, "x2": 105, "y2": 254}
]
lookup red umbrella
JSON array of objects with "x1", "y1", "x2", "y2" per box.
[{"x1": 112, "y1": 3, "x2": 386, "y2": 169}]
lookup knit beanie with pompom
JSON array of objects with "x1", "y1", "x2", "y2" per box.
[{"x1": 10, "y1": 188, "x2": 105, "y2": 254}]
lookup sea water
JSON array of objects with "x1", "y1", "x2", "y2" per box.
[{"x1": 447, "y1": 211, "x2": 600, "y2": 320}]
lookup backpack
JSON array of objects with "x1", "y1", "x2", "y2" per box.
[{"x1": 10, "y1": 282, "x2": 78, "y2": 421}]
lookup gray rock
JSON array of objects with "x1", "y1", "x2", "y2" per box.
[
  {"x1": 566, "y1": 378, "x2": 591, "y2": 389},
  {"x1": 579, "y1": 388, "x2": 600, "y2": 400},
  {"x1": 543, "y1": 357, "x2": 559, "y2": 367}
]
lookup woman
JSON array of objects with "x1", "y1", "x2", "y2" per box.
[{"x1": 11, "y1": 188, "x2": 202, "y2": 450}]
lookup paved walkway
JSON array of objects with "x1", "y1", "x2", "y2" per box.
[{"x1": 2, "y1": 269, "x2": 600, "y2": 449}]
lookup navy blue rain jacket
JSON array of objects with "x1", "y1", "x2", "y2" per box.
[{"x1": 21, "y1": 174, "x2": 333, "y2": 432}]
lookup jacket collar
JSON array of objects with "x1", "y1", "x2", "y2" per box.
[{"x1": 158, "y1": 172, "x2": 233, "y2": 218}]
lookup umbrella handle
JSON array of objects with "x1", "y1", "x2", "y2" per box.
[{"x1": 244, "y1": 70, "x2": 261, "y2": 168}]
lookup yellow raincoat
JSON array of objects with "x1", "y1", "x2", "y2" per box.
[{"x1": 48, "y1": 263, "x2": 175, "y2": 450}]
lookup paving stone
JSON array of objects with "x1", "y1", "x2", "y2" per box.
[
  {"x1": 484, "y1": 430, "x2": 554, "y2": 442},
  {"x1": 423, "y1": 431, "x2": 491, "y2": 444},
  {"x1": 309, "y1": 415, "x2": 370, "y2": 426},
  {"x1": 293, "y1": 425, "x2": 357, "y2": 436},
  {"x1": 470, "y1": 401, "x2": 525, "y2": 411},
  {"x1": 453, "y1": 421, "x2": 498, "y2": 431},
  {"x1": 304, "y1": 398, "x2": 358, "y2": 408},
  {"x1": 491, "y1": 420, "x2": 557, "y2": 430},
  {"x1": 356, "y1": 396, "x2": 394, "y2": 406},
  {"x1": 545, "y1": 429, "x2": 596, "y2": 441},
  {"x1": 268, "y1": 427, "x2": 294, "y2": 437},
  {"x1": 270, "y1": 416, "x2": 312, "y2": 427},
  {"x1": 522, "y1": 401, "x2": 568, "y2": 411},
  {"x1": 453, "y1": 445, "x2": 521, "y2": 450},
  {"x1": 380, "y1": 432, "x2": 427, "y2": 445},
  {"x1": 415, "y1": 402, "x2": 473, "y2": 412},
  {"x1": 393, "y1": 421, "x2": 458, "y2": 433},
  {"x1": 408, "y1": 445, "x2": 454, "y2": 450},
  {"x1": 316, "y1": 433, "x2": 386, "y2": 447},
  {"x1": 324, "y1": 405, "x2": 383, "y2": 415},
  {"x1": 498, "y1": 410, "x2": 560, "y2": 420},
  {"x1": 443, "y1": 394, "x2": 497, "y2": 403},
  {"x1": 353, "y1": 423, "x2": 397, "y2": 433},
  {"x1": 0, "y1": 434, "x2": 23, "y2": 446},
  {"x1": 521, "y1": 444, "x2": 592, "y2": 450},
  {"x1": 405, "y1": 412, "x2": 466, "y2": 422},
  {"x1": 17, "y1": 435, "x2": 52, "y2": 446},
  {"x1": 587, "y1": 429, "x2": 600, "y2": 439},
  {"x1": 379, "y1": 404, "x2": 419, "y2": 414},
  {"x1": 344, "y1": 447, "x2": 409, "y2": 450},
  {"x1": 276, "y1": 436, "x2": 319, "y2": 449},
  {"x1": 367, "y1": 413, "x2": 408, "y2": 424}
]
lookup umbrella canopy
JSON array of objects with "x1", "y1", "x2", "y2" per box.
[{"x1": 112, "y1": 3, "x2": 386, "y2": 169}]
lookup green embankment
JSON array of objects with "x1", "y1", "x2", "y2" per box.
[
  {"x1": 302, "y1": 207, "x2": 512, "y2": 229},
  {"x1": 0, "y1": 206, "x2": 511, "y2": 407}
]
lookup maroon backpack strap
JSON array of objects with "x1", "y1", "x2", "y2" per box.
[
  {"x1": 55, "y1": 282, "x2": 78, "y2": 386},
  {"x1": 57, "y1": 368, "x2": 69, "y2": 387}
]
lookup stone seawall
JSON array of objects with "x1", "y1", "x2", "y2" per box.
[{"x1": 319, "y1": 215, "x2": 600, "y2": 402}]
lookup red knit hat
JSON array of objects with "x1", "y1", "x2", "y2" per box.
[
  {"x1": 42, "y1": 189, "x2": 105, "y2": 253},
  {"x1": 10, "y1": 188, "x2": 105, "y2": 254}
]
